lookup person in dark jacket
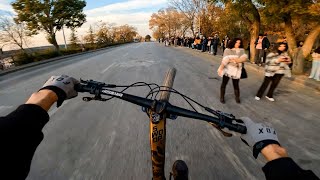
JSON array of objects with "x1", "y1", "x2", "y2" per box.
[
  {"x1": 0, "y1": 75, "x2": 319, "y2": 180},
  {"x1": 212, "y1": 34, "x2": 220, "y2": 55},
  {"x1": 202, "y1": 36, "x2": 207, "y2": 52},
  {"x1": 262, "y1": 34, "x2": 271, "y2": 63},
  {"x1": 222, "y1": 35, "x2": 230, "y2": 53}
]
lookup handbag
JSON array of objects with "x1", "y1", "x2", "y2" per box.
[{"x1": 241, "y1": 63, "x2": 248, "y2": 79}]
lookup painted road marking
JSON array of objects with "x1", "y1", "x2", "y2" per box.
[{"x1": 101, "y1": 63, "x2": 116, "y2": 73}]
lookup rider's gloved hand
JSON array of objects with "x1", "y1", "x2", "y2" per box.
[
  {"x1": 40, "y1": 75, "x2": 79, "y2": 107},
  {"x1": 240, "y1": 117, "x2": 280, "y2": 159}
]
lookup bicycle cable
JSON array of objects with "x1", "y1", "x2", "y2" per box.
[{"x1": 99, "y1": 81, "x2": 219, "y2": 117}]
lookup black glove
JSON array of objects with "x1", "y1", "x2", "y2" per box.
[
  {"x1": 40, "y1": 75, "x2": 79, "y2": 107},
  {"x1": 240, "y1": 117, "x2": 280, "y2": 159}
]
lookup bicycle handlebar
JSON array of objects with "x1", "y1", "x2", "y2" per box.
[{"x1": 75, "y1": 80, "x2": 247, "y2": 134}]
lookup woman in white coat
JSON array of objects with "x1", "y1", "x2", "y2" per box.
[{"x1": 217, "y1": 38, "x2": 248, "y2": 103}]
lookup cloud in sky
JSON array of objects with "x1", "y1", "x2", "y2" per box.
[
  {"x1": 0, "y1": 0, "x2": 12, "y2": 13},
  {"x1": 86, "y1": 0, "x2": 167, "y2": 15},
  {"x1": 0, "y1": 0, "x2": 168, "y2": 49}
]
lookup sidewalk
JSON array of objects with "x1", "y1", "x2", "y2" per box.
[{"x1": 172, "y1": 45, "x2": 320, "y2": 91}]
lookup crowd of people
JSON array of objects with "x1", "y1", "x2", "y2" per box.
[
  {"x1": 160, "y1": 34, "x2": 230, "y2": 56},
  {"x1": 159, "y1": 33, "x2": 320, "y2": 104}
]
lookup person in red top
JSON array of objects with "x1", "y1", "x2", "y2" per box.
[{"x1": 255, "y1": 33, "x2": 270, "y2": 66}]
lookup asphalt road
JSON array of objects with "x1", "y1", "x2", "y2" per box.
[{"x1": 0, "y1": 42, "x2": 319, "y2": 179}]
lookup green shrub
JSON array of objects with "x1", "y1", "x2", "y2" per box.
[
  {"x1": 13, "y1": 53, "x2": 34, "y2": 66},
  {"x1": 27, "y1": 49, "x2": 61, "y2": 62},
  {"x1": 61, "y1": 48, "x2": 83, "y2": 55},
  {"x1": 12, "y1": 42, "x2": 130, "y2": 67}
]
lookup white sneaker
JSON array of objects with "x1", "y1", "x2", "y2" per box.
[
  {"x1": 265, "y1": 96, "x2": 275, "y2": 102},
  {"x1": 255, "y1": 96, "x2": 260, "y2": 100}
]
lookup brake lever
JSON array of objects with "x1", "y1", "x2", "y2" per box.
[
  {"x1": 82, "y1": 96, "x2": 107, "y2": 102},
  {"x1": 209, "y1": 122, "x2": 233, "y2": 137},
  {"x1": 204, "y1": 107, "x2": 238, "y2": 137}
]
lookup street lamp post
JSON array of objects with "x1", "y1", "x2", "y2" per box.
[{"x1": 62, "y1": 25, "x2": 68, "y2": 50}]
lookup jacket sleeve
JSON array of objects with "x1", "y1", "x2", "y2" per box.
[
  {"x1": 263, "y1": 157, "x2": 319, "y2": 180},
  {"x1": 266, "y1": 53, "x2": 280, "y2": 65},
  {"x1": 240, "y1": 49, "x2": 248, "y2": 59},
  {"x1": 0, "y1": 104, "x2": 49, "y2": 179},
  {"x1": 265, "y1": 38, "x2": 270, "y2": 49}
]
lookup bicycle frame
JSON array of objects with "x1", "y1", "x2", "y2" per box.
[
  {"x1": 149, "y1": 68, "x2": 175, "y2": 180},
  {"x1": 149, "y1": 110, "x2": 167, "y2": 179}
]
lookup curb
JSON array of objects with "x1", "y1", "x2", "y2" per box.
[
  {"x1": 0, "y1": 43, "x2": 129, "y2": 76},
  {"x1": 171, "y1": 45, "x2": 320, "y2": 91}
]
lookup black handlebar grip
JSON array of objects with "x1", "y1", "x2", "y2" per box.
[
  {"x1": 236, "y1": 124, "x2": 247, "y2": 134},
  {"x1": 74, "y1": 84, "x2": 83, "y2": 92},
  {"x1": 75, "y1": 84, "x2": 90, "y2": 92},
  {"x1": 225, "y1": 123, "x2": 247, "y2": 134}
]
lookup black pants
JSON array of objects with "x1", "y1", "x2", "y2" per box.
[
  {"x1": 263, "y1": 50, "x2": 267, "y2": 63},
  {"x1": 255, "y1": 49, "x2": 264, "y2": 64},
  {"x1": 221, "y1": 75, "x2": 240, "y2": 93},
  {"x1": 256, "y1": 74, "x2": 284, "y2": 98},
  {"x1": 213, "y1": 44, "x2": 218, "y2": 55}
]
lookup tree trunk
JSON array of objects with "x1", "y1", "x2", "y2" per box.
[
  {"x1": 191, "y1": 24, "x2": 195, "y2": 37},
  {"x1": 243, "y1": 0, "x2": 260, "y2": 63},
  {"x1": 283, "y1": 14, "x2": 296, "y2": 55},
  {"x1": 190, "y1": 20, "x2": 195, "y2": 37},
  {"x1": 50, "y1": 34, "x2": 60, "y2": 53},
  {"x1": 283, "y1": 14, "x2": 300, "y2": 74},
  {"x1": 249, "y1": 21, "x2": 259, "y2": 63},
  {"x1": 292, "y1": 48, "x2": 304, "y2": 74},
  {"x1": 302, "y1": 25, "x2": 320, "y2": 57},
  {"x1": 292, "y1": 25, "x2": 320, "y2": 74}
]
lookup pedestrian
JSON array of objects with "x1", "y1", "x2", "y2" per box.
[
  {"x1": 262, "y1": 33, "x2": 271, "y2": 64},
  {"x1": 189, "y1": 37, "x2": 194, "y2": 49},
  {"x1": 212, "y1": 34, "x2": 220, "y2": 55},
  {"x1": 222, "y1": 35, "x2": 230, "y2": 53},
  {"x1": 174, "y1": 37, "x2": 178, "y2": 47},
  {"x1": 308, "y1": 47, "x2": 320, "y2": 81},
  {"x1": 207, "y1": 37, "x2": 212, "y2": 53},
  {"x1": 166, "y1": 38, "x2": 171, "y2": 47},
  {"x1": 193, "y1": 36, "x2": 200, "y2": 50},
  {"x1": 217, "y1": 38, "x2": 248, "y2": 104},
  {"x1": 202, "y1": 36, "x2": 207, "y2": 52},
  {"x1": 255, "y1": 42, "x2": 292, "y2": 102},
  {"x1": 198, "y1": 37, "x2": 203, "y2": 50},
  {"x1": 254, "y1": 33, "x2": 270, "y2": 66}
]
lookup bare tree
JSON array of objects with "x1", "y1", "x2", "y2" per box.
[
  {"x1": 0, "y1": 15, "x2": 32, "y2": 53},
  {"x1": 169, "y1": 0, "x2": 198, "y2": 36}
]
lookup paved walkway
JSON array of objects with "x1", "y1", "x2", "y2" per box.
[{"x1": 171, "y1": 45, "x2": 320, "y2": 91}]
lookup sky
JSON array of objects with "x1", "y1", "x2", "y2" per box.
[{"x1": 0, "y1": 0, "x2": 168, "y2": 49}]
